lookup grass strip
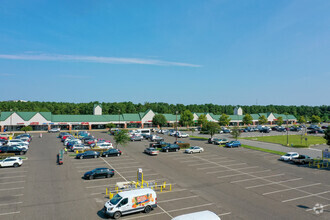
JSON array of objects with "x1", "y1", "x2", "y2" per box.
[
  {"x1": 241, "y1": 144, "x2": 286, "y2": 155},
  {"x1": 190, "y1": 136, "x2": 208, "y2": 140}
]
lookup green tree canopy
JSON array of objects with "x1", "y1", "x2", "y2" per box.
[
  {"x1": 20, "y1": 126, "x2": 32, "y2": 133},
  {"x1": 258, "y1": 115, "x2": 268, "y2": 125},
  {"x1": 311, "y1": 115, "x2": 321, "y2": 124},
  {"x1": 114, "y1": 129, "x2": 130, "y2": 148},
  {"x1": 298, "y1": 116, "x2": 306, "y2": 124},
  {"x1": 105, "y1": 123, "x2": 116, "y2": 129},
  {"x1": 276, "y1": 116, "x2": 284, "y2": 126},
  {"x1": 219, "y1": 114, "x2": 230, "y2": 126},
  {"x1": 231, "y1": 126, "x2": 241, "y2": 140},
  {"x1": 324, "y1": 127, "x2": 330, "y2": 146},
  {"x1": 197, "y1": 114, "x2": 208, "y2": 127},
  {"x1": 205, "y1": 122, "x2": 220, "y2": 138},
  {"x1": 152, "y1": 114, "x2": 167, "y2": 129},
  {"x1": 242, "y1": 114, "x2": 253, "y2": 125},
  {"x1": 179, "y1": 110, "x2": 194, "y2": 127}
]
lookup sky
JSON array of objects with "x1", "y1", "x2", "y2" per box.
[{"x1": 0, "y1": 0, "x2": 329, "y2": 106}]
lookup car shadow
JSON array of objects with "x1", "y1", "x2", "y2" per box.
[{"x1": 97, "y1": 210, "x2": 108, "y2": 219}]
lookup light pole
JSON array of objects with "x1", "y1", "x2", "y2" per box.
[
  {"x1": 10, "y1": 109, "x2": 13, "y2": 132},
  {"x1": 176, "y1": 111, "x2": 178, "y2": 142},
  {"x1": 286, "y1": 114, "x2": 289, "y2": 146}
]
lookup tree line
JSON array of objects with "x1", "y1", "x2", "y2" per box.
[{"x1": 0, "y1": 101, "x2": 328, "y2": 121}]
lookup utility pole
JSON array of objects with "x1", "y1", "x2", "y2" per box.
[
  {"x1": 286, "y1": 114, "x2": 289, "y2": 146},
  {"x1": 176, "y1": 111, "x2": 178, "y2": 142},
  {"x1": 118, "y1": 109, "x2": 121, "y2": 128}
]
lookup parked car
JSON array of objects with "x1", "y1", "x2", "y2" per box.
[
  {"x1": 279, "y1": 152, "x2": 299, "y2": 161},
  {"x1": 214, "y1": 138, "x2": 229, "y2": 145},
  {"x1": 144, "y1": 147, "x2": 159, "y2": 156},
  {"x1": 149, "y1": 141, "x2": 169, "y2": 148},
  {"x1": 307, "y1": 125, "x2": 320, "y2": 130},
  {"x1": 0, "y1": 157, "x2": 23, "y2": 168},
  {"x1": 97, "y1": 142, "x2": 113, "y2": 149},
  {"x1": 71, "y1": 144, "x2": 90, "y2": 152},
  {"x1": 208, "y1": 137, "x2": 216, "y2": 144},
  {"x1": 7, "y1": 139, "x2": 29, "y2": 146},
  {"x1": 83, "y1": 168, "x2": 114, "y2": 180},
  {"x1": 131, "y1": 135, "x2": 143, "y2": 141},
  {"x1": 222, "y1": 128, "x2": 231, "y2": 133},
  {"x1": 149, "y1": 135, "x2": 164, "y2": 142},
  {"x1": 177, "y1": 133, "x2": 189, "y2": 138},
  {"x1": 225, "y1": 141, "x2": 241, "y2": 148},
  {"x1": 161, "y1": 144, "x2": 180, "y2": 152},
  {"x1": 48, "y1": 128, "x2": 60, "y2": 133},
  {"x1": 321, "y1": 125, "x2": 328, "y2": 129},
  {"x1": 76, "y1": 151, "x2": 100, "y2": 159},
  {"x1": 277, "y1": 127, "x2": 286, "y2": 132},
  {"x1": 260, "y1": 127, "x2": 271, "y2": 133},
  {"x1": 0, "y1": 146, "x2": 27, "y2": 155},
  {"x1": 102, "y1": 149, "x2": 122, "y2": 157},
  {"x1": 185, "y1": 146, "x2": 204, "y2": 154},
  {"x1": 292, "y1": 155, "x2": 313, "y2": 164},
  {"x1": 58, "y1": 132, "x2": 70, "y2": 138},
  {"x1": 307, "y1": 129, "x2": 324, "y2": 134}
]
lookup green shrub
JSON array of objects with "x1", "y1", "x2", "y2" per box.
[{"x1": 178, "y1": 143, "x2": 190, "y2": 149}]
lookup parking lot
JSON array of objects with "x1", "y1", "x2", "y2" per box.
[{"x1": 1, "y1": 131, "x2": 329, "y2": 219}]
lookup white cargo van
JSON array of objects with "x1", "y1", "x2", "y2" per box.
[
  {"x1": 172, "y1": 210, "x2": 220, "y2": 220},
  {"x1": 103, "y1": 188, "x2": 157, "y2": 219},
  {"x1": 135, "y1": 129, "x2": 151, "y2": 136}
]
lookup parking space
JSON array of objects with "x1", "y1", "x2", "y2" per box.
[
  {"x1": 0, "y1": 160, "x2": 28, "y2": 218},
  {"x1": 68, "y1": 143, "x2": 231, "y2": 220}
]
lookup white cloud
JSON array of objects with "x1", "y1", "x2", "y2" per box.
[{"x1": 0, "y1": 53, "x2": 201, "y2": 67}]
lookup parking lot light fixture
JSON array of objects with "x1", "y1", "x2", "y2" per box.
[{"x1": 176, "y1": 111, "x2": 178, "y2": 142}]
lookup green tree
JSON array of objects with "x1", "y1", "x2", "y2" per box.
[
  {"x1": 258, "y1": 115, "x2": 268, "y2": 125},
  {"x1": 152, "y1": 114, "x2": 167, "y2": 129},
  {"x1": 298, "y1": 116, "x2": 306, "y2": 124},
  {"x1": 205, "y1": 122, "x2": 220, "y2": 138},
  {"x1": 322, "y1": 115, "x2": 329, "y2": 122},
  {"x1": 311, "y1": 115, "x2": 321, "y2": 124},
  {"x1": 242, "y1": 114, "x2": 253, "y2": 125},
  {"x1": 276, "y1": 116, "x2": 284, "y2": 126},
  {"x1": 20, "y1": 126, "x2": 32, "y2": 133},
  {"x1": 179, "y1": 110, "x2": 194, "y2": 128},
  {"x1": 324, "y1": 127, "x2": 330, "y2": 146},
  {"x1": 231, "y1": 126, "x2": 241, "y2": 141},
  {"x1": 105, "y1": 123, "x2": 116, "y2": 130},
  {"x1": 197, "y1": 114, "x2": 208, "y2": 128},
  {"x1": 219, "y1": 114, "x2": 231, "y2": 126},
  {"x1": 113, "y1": 129, "x2": 130, "y2": 149}
]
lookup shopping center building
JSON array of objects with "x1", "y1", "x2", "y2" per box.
[{"x1": 0, "y1": 105, "x2": 296, "y2": 132}]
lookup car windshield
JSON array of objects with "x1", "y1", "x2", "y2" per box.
[
  {"x1": 284, "y1": 154, "x2": 293, "y2": 156},
  {"x1": 110, "y1": 194, "x2": 123, "y2": 205}
]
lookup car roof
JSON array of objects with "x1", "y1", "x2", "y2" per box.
[
  {"x1": 118, "y1": 188, "x2": 155, "y2": 197},
  {"x1": 287, "y1": 152, "x2": 298, "y2": 154}
]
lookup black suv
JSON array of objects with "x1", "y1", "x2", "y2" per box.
[
  {"x1": 83, "y1": 168, "x2": 115, "y2": 180},
  {"x1": 0, "y1": 146, "x2": 27, "y2": 155},
  {"x1": 102, "y1": 149, "x2": 122, "y2": 157},
  {"x1": 161, "y1": 144, "x2": 180, "y2": 152}
]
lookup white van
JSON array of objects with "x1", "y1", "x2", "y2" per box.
[
  {"x1": 135, "y1": 129, "x2": 151, "y2": 136},
  {"x1": 172, "y1": 211, "x2": 220, "y2": 220},
  {"x1": 103, "y1": 188, "x2": 157, "y2": 219}
]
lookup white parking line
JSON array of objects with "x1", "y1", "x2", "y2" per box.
[
  {"x1": 180, "y1": 160, "x2": 201, "y2": 163},
  {"x1": 306, "y1": 203, "x2": 329, "y2": 211},
  {"x1": 0, "y1": 202, "x2": 23, "y2": 206},
  {"x1": 188, "y1": 163, "x2": 212, "y2": 167},
  {"x1": 0, "y1": 211, "x2": 20, "y2": 216},
  {"x1": 262, "y1": 183, "x2": 322, "y2": 195},
  {"x1": 217, "y1": 170, "x2": 271, "y2": 179},
  {"x1": 246, "y1": 178, "x2": 303, "y2": 189},
  {"x1": 76, "y1": 164, "x2": 106, "y2": 168},
  {"x1": 122, "y1": 211, "x2": 166, "y2": 220},
  {"x1": 0, "y1": 187, "x2": 24, "y2": 191},
  {"x1": 197, "y1": 165, "x2": 226, "y2": 170},
  {"x1": 111, "y1": 162, "x2": 140, "y2": 166},
  {"x1": 218, "y1": 212, "x2": 232, "y2": 216},
  {"x1": 0, "y1": 175, "x2": 26, "y2": 179},
  {"x1": 0, "y1": 181, "x2": 25, "y2": 185},
  {"x1": 167, "y1": 203, "x2": 213, "y2": 212},
  {"x1": 230, "y1": 174, "x2": 285, "y2": 183},
  {"x1": 86, "y1": 184, "x2": 116, "y2": 189},
  {"x1": 158, "y1": 195, "x2": 199, "y2": 203},
  {"x1": 226, "y1": 163, "x2": 247, "y2": 167},
  {"x1": 282, "y1": 190, "x2": 330, "y2": 203},
  {"x1": 0, "y1": 171, "x2": 27, "y2": 174},
  {"x1": 207, "y1": 166, "x2": 258, "y2": 174},
  {"x1": 119, "y1": 169, "x2": 152, "y2": 174},
  {"x1": 115, "y1": 165, "x2": 145, "y2": 169}
]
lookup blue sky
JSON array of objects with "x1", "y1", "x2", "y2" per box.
[{"x1": 0, "y1": 0, "x2": 329, "y2": 105}]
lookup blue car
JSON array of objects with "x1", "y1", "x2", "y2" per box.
[{"x1": 225, "y1": 141, "x2": 241, "y2": 148}]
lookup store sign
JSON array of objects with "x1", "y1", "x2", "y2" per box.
[
  {"x1": 30, "y1": 122, "x2": 39, "y2": 125},
  {"x1": 129, "y1": 121, "x2": 142, "y2": 123},
  {"x1": 17, "y1": 123, "x2": 25, "y2": 125},
  {"x1": 81, "y1": 122, "x2": 89, "y2": 125},
  {"x1": 42, "y1": 123, "x2": 48, "y2": 125}
]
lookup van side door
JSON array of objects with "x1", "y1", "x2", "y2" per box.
[{"x1": 117, "y1": 198, "x2": 130, "y2": 214}]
